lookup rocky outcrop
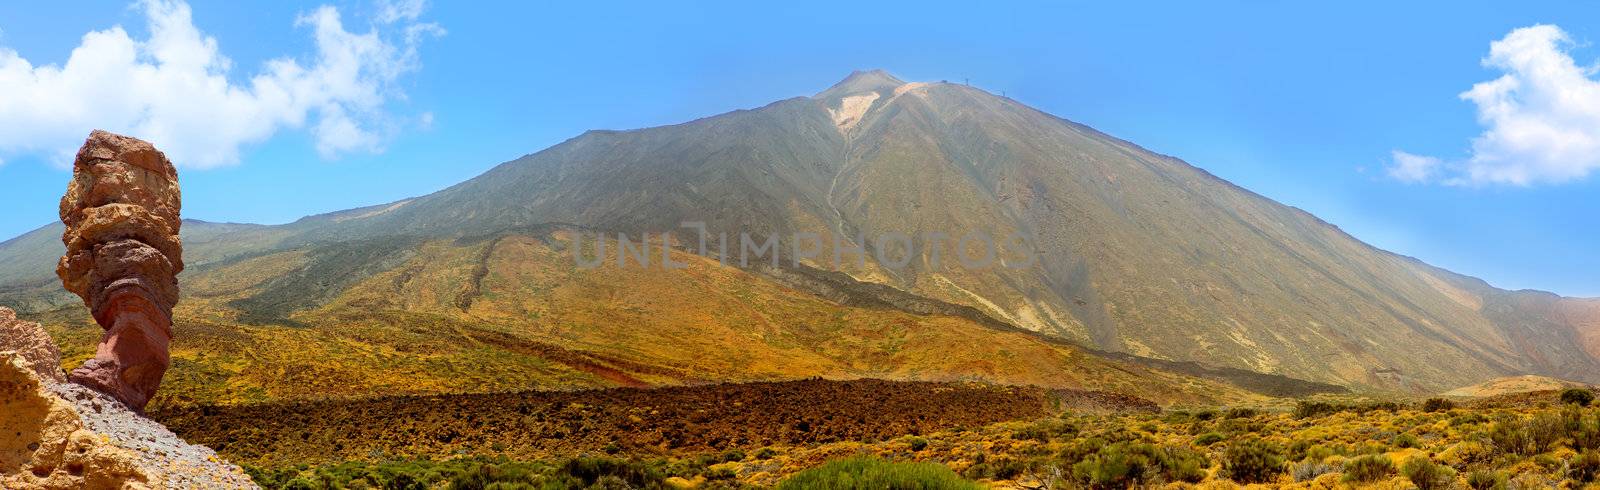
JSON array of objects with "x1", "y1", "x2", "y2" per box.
[
  {"x1": 56, "y1": 130, "x2": 184, "y2": 412},
  {"x1": 0, "y1": 308, "x2": 64, "y2": 384},
  {"x1": 0, "y1": 308, "x2": 255, "y2": 489},
  {"x1": 0, "y1": 132, "x2": 251, "y2": 488}
]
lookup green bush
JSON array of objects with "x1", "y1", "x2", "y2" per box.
[
  {"x1": 1224, "y1": 407, "x2": 1261, "y2": 419},
  {"x1": 1011, "y1": 419, "x2": 1075, "y2": 442},
  {"x1": 1466, "y1": 470, "x2": 1507, "y2": 490},
  {"x1": 753, "y1": 447, "x2": 779, "y2": 460},
  {"x1": 906, "y1": 436, "x2": 930, "y2": 452},
  {"x1": 1221, "y1": 438, "x2": 1283, "y2": 484},
  {"x1": 1422, "y1": 398, "x2": 1455, "y2": 412},
  {"x1": 1341, "y1": 454, "x2": 1395, "y2": 483},
  {"x1": 1392, "y1": 432, "x2": 1421, "y2": 449},
  {"x1": 703, "y1": 466, "x2": 737, "y2": 481},
  {"x1": 1401, "y1": 456, "x2": 1455, "y2": 490},
  {"x1": 557, "y1": 457, "x2": 667, "y2": 489},
  {"x1": 962, "y1": 455, "x2": 1030, "y2": 481},
  {"x1": 1563, "y1": 389, "x2": 1596, "y2": 407},
  {"x1": 1451, "y1": 412, "x2": 1489, "y2": 427},
  {"x1": 1289, "y1": 460, "x2": 1335, "y2": 482},
  {"x1": 1195, "y1": 432, "x2": 1225, "y2": 446},
  {"x1": 1069, "y1": 442, "x2": 1208, "y2": 488},
  {"x1": 1571, "y1": 450, "x2": 1600, "y2": 483},
  {"x1": 1489, "y1": 413, "x2": 1566, "y2": 456},
  {"x1": 1293, "y1": 401, "x2": 1336, "y2": 419},
  {"x1": 777, "y1": 458, "x2": 981, "y2": 490}
]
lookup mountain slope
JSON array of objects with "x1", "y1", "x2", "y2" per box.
[
  {"x1": 5, "y1": 226, "x2": 1267, "y2": 408},
  {"x1": 2, "y1": 70, "x2": 1595, "y2": 395},
  {"x1": 277, "y1": 70, "x2": 1596, "y2": 391}
]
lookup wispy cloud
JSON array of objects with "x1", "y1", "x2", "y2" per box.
[
  {"x1": 0, "y1": 0, "x2": 443, "y2": 169},
  {"x1": 1391, "y1": 24, "x2": 1600, "y2": 186},
  {"x1": 1387, "y1": 150, "x2": 1442, "y2": 183}
]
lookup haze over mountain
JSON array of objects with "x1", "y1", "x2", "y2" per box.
[{"x1": 2, "y1": 70, "x2": 1596, "y2": 399}]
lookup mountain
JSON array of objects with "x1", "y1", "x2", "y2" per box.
[{"x1": 2, "y1": 70, "x2": 1596, "y2": 399}]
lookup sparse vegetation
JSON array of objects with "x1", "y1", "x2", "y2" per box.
[
  {"x1": 231, "y1": 390, "x2": 1600, "y2": 488},
  {"x1": 777, "y1": 458, "x2": 981, "y2": 490},
  {"x1": 1423, "y1": 397, "x2": 1455, "y2": 412}
]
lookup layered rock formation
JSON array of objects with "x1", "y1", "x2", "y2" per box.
[
  {"x1": 55, "y1": 130, "x2": 184, "y2": 412},
  {"x1": 0, "y1": 132, "x2": 252, "y2": 488},
  {"x1": 1, "y1": 307, "x2": 254, "y2": 489}
]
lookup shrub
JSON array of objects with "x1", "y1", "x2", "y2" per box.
[
  {"x1": 703, "y1": 466, "x2": 737, "y2": 481},
  {"x1": 1489, "y1": 413, "x2": 1565, "y2": 456},
  {"x1": 1392, "y1": 433, "x2": 1421, "y2": 449},
  {"x1": 1289, "y1": 460, "x2": 1335, "y2": 482},
  {"x1": 1012, "y1": 419, "x2": 1075, "y2": 442},
  {"x1": 1422, "y1": 398, "x2": 1455, "y2": 412},
  {"x1": 1195, "y1": 432, "x2": 1225, "y2": 446},
  {"x1": 1571, "y1": 450, "x2": 1600, "y2": 483},
  {"x1": 1304, "y1": 444, "x2": 1339, "y2": 462},
  {"x1": 1562, "y1": 389, "x2": 1596, "y2": 407},
  {"x1": 753, "y1": 447, "x2": 779, "y2": 460},
  {"x1": 1439, "y1": 441, "x2": 1493, "y2": 469},
  {"x1": 1450, "y1": 412, "x2": 1489, "y2": 427},
  {"x1": 557, "y1": 457, "x2": 666, "y2": 489},
  {"x1": 1466, "y1": 470, "x2": 1507, "y2": 490},
  {"x1": 1340, "y1": 454, "x2": 1394, "y2": 484},
  {"x1": 778, "y1": 458, "x2": 981, "y2": 490},
  {"x1": 1286, "y1": 439, "x2": 1313, "y2": 462},
  {"x1": 1401, "y1": 456, "x2": 1455, "y2": 490},
  {"x1": 1069, "y1": 442, "x2": 1208, "y2": 488},
  {"x1": 1163, "y1": 448, "x2": 1210, "y2": 484},
  {"x1": 1294, "y1": 401, "x2": 1340, "y2": 419},
  {"x1": 1217, "y1": 418, "x2": 1264, "y2": 435},
  {"x1": 1221, "y1": 438, "x2": 1284, "y2": 484},
  {"x1": 1224, "y1": 408, "x2": 1261, "y2": 419},
  {"x1": 905, "y1": 436, "x2": 929, "y2": 452},
  {"x1": 1576, "y1": 412, "x2": 1600, "y2": 451}
]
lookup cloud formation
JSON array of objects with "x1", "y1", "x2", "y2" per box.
[
  {"x1": 0, "y1": 0, "x2": 441, "y2": 168},
  {"x1": 1392, "y1": 25, "x2": 1600, "y2": 186},
  {"x1": 1387, "y1": 150, "x2": 1442, "y2": 183}
]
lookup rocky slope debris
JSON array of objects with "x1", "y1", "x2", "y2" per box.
[{"x1": 0, "y1": 307, "x2": 254, "y2": 489}]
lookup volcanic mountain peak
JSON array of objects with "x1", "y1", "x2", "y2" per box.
[
  {"x1": 2, "y1": 70, "x2": 1598, "y2": 396},
  {"x1": 816, "y1": 69, "x2": 905, "y2": 102}
]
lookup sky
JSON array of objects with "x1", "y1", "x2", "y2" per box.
[{"x1": 1, "y1": 1, "x2": 1597, "y2": 297}]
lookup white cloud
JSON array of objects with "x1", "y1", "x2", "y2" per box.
[
  {"x1": 377, "y1": 0, "x2": 428, "y2": 24},
  {"x1": 0, "y1": 0, "x2": 442, "y2": 168},
  {"x1": 1387, "y1": 150, "x2": 1442, "y2": 183},
  {"x1": 1393, "y1": 24, "x2": 1600, "y2": 186}
]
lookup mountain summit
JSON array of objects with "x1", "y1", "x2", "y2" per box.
[
  {"x1": 1, "y1": 70, "x2": 1596, "y2": 395},
  {"x1": 816, "y1": 69, "x2": 906, "y2": 101}
]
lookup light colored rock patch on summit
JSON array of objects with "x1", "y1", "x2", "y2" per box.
[{"x1": 829, "y1": 93, "x2": 879, "y2": 133}]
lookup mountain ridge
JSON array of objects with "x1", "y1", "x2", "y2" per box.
[{"x1": 2, "y1": 70, "x2": 1596, "y2": 396}]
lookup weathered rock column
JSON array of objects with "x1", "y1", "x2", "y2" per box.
[{"x1": 55, "y1": 130, "x2": 184, "y2": 412}]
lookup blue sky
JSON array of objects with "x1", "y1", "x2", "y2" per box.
[{"x1": 1, "y1": 1, "x2": 1597, "y2": 297}]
